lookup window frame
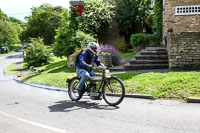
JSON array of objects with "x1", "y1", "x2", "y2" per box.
[{"x1": 175, "y1": 5, "x2": 200, "y2": 15}]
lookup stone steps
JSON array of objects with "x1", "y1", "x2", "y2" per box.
[
  {"x1": 146, "y1": 47, "x2": 167, "y2": 51},
  {"x1": 130, "y1": 59, "x2": 168, "y2": 64},
  {"x1": 124, "y1": 47, "x2": 169, "y2": 70},
  {"x1": 135, "y1": 55, "x2": 168, "y2": 60},
  {"x1": 124, "y1": 63, "x2": 169, "y2": 70},
  {"x1": 140, "y1": 50, "x2": 168, "y2": 55}
]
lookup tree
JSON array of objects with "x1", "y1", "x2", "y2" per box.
[
  {"x1": 0, "y1": 20, "x2": 20, "y2": 44},
  {"x1": 79, "y1": 0, "x2": 115, "y2": 38},
  {"x1": 0, "y1": 9, "x2": 8, "y2": 21},
  {"x1": 9, "y1": 17, "x2": 26, "y2": 29},
  {"x1": 24, "y1": 38, "x2": 52, "y2": 67},
  {"x1": 0, "y1": 10, "x2": 23, "y2": 51},
  {"x1": 21, "y1": 4, "x2": 63, "y2": 45},
  {"x1": 115, "y1": 0, "x2": 151, "y2": 43},
  {"x1": 53, "y1": 9, "x2": 96, "y2": 58},
  {"x1": 53, "y1": 10, "x2": 77, "y2": 57}
]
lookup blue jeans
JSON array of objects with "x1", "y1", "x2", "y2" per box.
[{"x1": 76, "y1": 68, "x2": 96, "y2": 91}]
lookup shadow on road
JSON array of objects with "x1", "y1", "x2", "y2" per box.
[
  {"x1": 48, "y1": 100, "x2": 119, "y2": 112},
  {"x1": 6, "y1": 53, "x2": 22, "y2": 59}
]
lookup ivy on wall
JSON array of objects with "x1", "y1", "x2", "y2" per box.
[{"x1": 152, "y1": 0, "x2": 163, "y2": 45}]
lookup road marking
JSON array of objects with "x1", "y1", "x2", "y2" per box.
[{"x1": 0, "y1": 111, "x2": 67, "y2": 133}]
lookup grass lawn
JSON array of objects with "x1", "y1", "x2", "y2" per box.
[
  {"x1": 18, "y1": 71, "x2": 200, "y2": 100},
  {"x1": 18, "y1": 73, "x2": 76, "y2": 89},
  {"x1": 4, "y1": 63, "x2": 20, "y2": 74},
  {"x1": 22, "y1": 56, "x2": 75, "y2": 73},
  {"x1": 120, "y1": 49, "x2": 134, "y2": 58}
]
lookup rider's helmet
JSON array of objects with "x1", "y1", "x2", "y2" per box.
[{"x1": 87, "y1": 42, "x2": 99, "y2": 54}]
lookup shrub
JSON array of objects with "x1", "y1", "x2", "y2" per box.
[
  {"x1": 115, "y1": 44, "x2": 126, "y2": 52},
  {"x1": 9, "y1": 43, "x2": 22, "y2": 52},
  {"x1": 24, "y1": 38, "x2": 52, "y2": 67},
  {"x1": 98, "y1": 44, "x2": 121, "y2": 66},
  {"x1": 130, "y1": 33, "x2": 156, "y2": 47},
  {"x1": 71, "y1": 30, "x2": 96, "y2": 48}
]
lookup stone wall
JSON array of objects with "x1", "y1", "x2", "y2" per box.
[
  {"x1": 164, "y1": 0, "x2": 200, "y2": 69},
  {"x1": 163, "y1": 0, "x2": 200, "y2": 36},
  {"x1": 99, "y1": 20, "x2": 125, "y2": 45},
  {"x1": 168, "y1": 32, "x2": 200, "y2": 69}
]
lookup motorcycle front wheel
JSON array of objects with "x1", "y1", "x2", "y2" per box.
[{"x1": 103, "y1": 77, "x2": 125, "y2": 106}]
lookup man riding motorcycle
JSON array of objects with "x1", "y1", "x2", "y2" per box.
[{"x1": 76, "y1": 42, "x2": 105, "y2": 99}]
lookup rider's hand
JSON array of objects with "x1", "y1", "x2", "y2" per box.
[
  {"x1": 98, "y1": 66, "x2": 107, "y2": 70},
  {"x1": 88, "y1": 64, "x2": 93, "y2": 68}
]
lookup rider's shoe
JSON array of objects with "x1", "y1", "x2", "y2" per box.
[{"x1": 77, "y1": 89, "x2": 84, "y2": 96}]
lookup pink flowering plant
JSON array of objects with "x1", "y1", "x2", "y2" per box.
[{"x1": 98, "y1": 44, "x2": 121, "y2": 66}]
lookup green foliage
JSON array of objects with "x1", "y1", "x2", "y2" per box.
[
  {"x1": 0, "y1": 9, "x2": 24, "y2": 46},
  {"x1": 145, "y1": 15, "x2": 153, "y2": 29},
  {"x1": 53, "y1": 10, "x2": 78, "y2": 57},
  {"x1": 115, "y1": 0, "x2": 151, "y2": 43},
  {"x1": 0, "y1": 20, "x2": 20, "y2": 44},
  {"x1": 0, "y1": 9, "x2": 8, "y2": 21},
  {"x1": 120, "y1": 49, "x2": 134, "y2": 58},
  {"x1": 0, "y1": 15, "x2": 23, "y2": 53},
  {"x1": 21, "y1": 4, "x2": 63, "y2": 45},
  {"x1": 24, "y1": 38, "x2": 52, "y2": 67},
  {"x1": 79, "y1": 0, "x2": 115, "y2": 38},
  {"x1": 71, "y1": 30, "x2": 96, "y2": 48},
  {"x1": 152, "y1": 0, "x2": 163, "y2": 44},
  {"x1": 115, "y1": 44, "x2": 126, "y2": 52},
  {"x1": 130, "y1": 33, "x2": 156, "y2": 47},
  {"x1": 9, "y1": 17, "x2": 26, "y2": 29},
  {"x1": 9, "y1": 44, "x2": 22, "y2": 52}
]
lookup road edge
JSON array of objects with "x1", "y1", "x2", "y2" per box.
[{"x1": 3, "y1": 61, "x2": 200, "y2": 103}]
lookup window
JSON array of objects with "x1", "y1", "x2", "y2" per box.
[{"x1": 175, "y1": 5, "x2": 200, "y2": 15}]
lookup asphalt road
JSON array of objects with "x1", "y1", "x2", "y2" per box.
[{"x1": 0, "y1": 53, "x2": 200, "y2": 133}]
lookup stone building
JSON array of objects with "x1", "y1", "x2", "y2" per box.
[{"x1": 163, "y1": 0, "x2": 200, "y2": 69}]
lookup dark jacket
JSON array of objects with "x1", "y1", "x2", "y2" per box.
[{"x1": 77, "y1": 50, "x2": 103, "y2": 71}]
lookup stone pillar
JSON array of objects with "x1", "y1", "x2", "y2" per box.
[{"x1": 98, "y1": 52, "x2": 112, "y2": 67}]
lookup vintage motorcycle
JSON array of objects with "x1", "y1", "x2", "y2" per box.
[{"x1": 67, "y1": 67, "x2": 125, "y2": 106}]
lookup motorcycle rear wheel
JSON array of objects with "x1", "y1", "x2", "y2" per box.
[{"x1": 68, "y1": 77, "x2": 83, "y2": 101}]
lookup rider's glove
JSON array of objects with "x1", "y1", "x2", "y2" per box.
[
  {"x1": 82, "y1": 61, "x2": 93, "y2": 69},
  {"x1": 98, "y1": 65, "x2": 107, "y2": 70},
  {"x1": 88, "y1": 64, "x2": 93, "y2": 68}
]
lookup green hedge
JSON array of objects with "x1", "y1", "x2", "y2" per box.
[{"x1": 130, "y1": 33, "x2": 156, "y2": 47}]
